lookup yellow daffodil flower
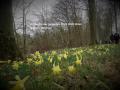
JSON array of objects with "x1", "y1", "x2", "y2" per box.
[
  {"x1": 12, "y1": 62, "x2": 19, "y2": 70},
  {"x1": 27, "y1": 58, "x2": 33, "y2": 63},
  {"x1": 33, "y1": 55, "x2": 37, "y2": 59},
  {"x1": 63, "y1": 54, "x2": 67, "y2": 59},
  {"x1": 68, "y1": 65, "x2": 76, "y2": 74},
  {"x1": 34, "y1": 60, "x2": 43, "y2": 65},
  {"x1": 51, "y1": 51, "x2": 57, "y2": 56},
  {"x1": 35, "y1": 51, "x2": 40, "y2": 56},
  {"x1": 48, "y1": 56, "x2": 53, "y2": 63},
  {"x1": 57, "y1": 55, "x2": 62, "y2": 61},
  {"x1": 52, "y1": 64, "x2": 61, "y2": 75},
  {"x1": 75, "y1": 55, "x2": 82, "y2": 65},
  {"x1": 9, "y1": 75, "x2": 29, "y2": 90},
  {"x1": 75, "y1": 60, "x2": 82, "y2": 65}
]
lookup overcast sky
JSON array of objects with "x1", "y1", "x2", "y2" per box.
[
  {"x1": 29, "y1": 0, "x2": 57, "y2": 21},
  {"x1": 14, "y1": 0, "x2": 57, "y2": 22},
  {"x1": 14, "y1": 0, "x2": 120, "y2": 35},
  {"x1": 14, "y1": 0, "x2": 58, "y2": 34}
]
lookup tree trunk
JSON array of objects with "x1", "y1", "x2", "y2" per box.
[
  {"x1": 0, "y1": 0, "x2": 19, "y2": 60},
  {"x1": 114, "y1": 0, "x2": 118, "y2": 33},
  {"x1": 88, "y1": 0, "x2": 96, "y2": 44}
]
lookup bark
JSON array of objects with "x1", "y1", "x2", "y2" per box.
[
  {"x1": 114, "y1": 0, "x2": 118, "y2": 33},
  {"x1": 0, "y1": 0, "x2": 19, "y2": 60},
  {"x1": 88, "y1": 0, "x2": 96, "y2": 44}
]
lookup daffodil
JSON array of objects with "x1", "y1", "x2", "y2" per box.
[
  {"x1": 68, "y1": 65, "x2": 76, "y2": 74},
  {"x1": 44, "y1": 52, "x2": 47, "y2": 56},
  {"x1": 48, "y1": 56, "x2": 53, "y2": 63},
  {"x1": 57, "y1": 55, "x2": 62, "y2": 61},
  {"x1": 35, "y1": 51, "x2": 40, "y2": 56},
  {"x1": 51, "y1": 51, "x2": 57, "y2": 56},
  {"x1": 33, "y1": 55, "x2": 37, "y2": 59},
  {"x1": 34, "y1": 60, "x2": 43, "y2": 65},
  {"x1": 12, "y1": 61, "x2": 19, "y2": 70},
  {"x1": 75, "y1": 60, "x2": 82, "y2": 65},
  {"x1": 75, "y1": 55, "x2": 82, "y2": 65},
  {"x1": 9, "y1": 75, "x2": 29, "y2": 90},
  {"x1": 37, "y1": 55, "x2": 43, "y2": 60},
  {"x1": 62, "y1": 51, "x2": 68, "y2": 59},
  {"x1": 52, "y1": 64, "x2": 61, "y2": 75},
  {"x1": 27, "y1": 58, "x2": 33, "y2": 63},
  {"x1": 63, "y1": 54, "x2": 67, "y2": 59},
  {"x1": 79, "y1": 50, "x2": 83, "y2": 53}
]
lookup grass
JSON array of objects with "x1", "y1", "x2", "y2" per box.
[{"x1": 0, "y1": 44, "x2": 120, "y2": 90}]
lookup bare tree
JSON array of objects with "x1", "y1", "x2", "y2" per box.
[
  {"x1": 52, "y1": 0, "x2": 83, "y2": 47},
  {"x1": 13, "y1": 0, "x2": 35, "y2": 56}
]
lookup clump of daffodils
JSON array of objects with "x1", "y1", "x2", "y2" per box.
[
  {"x1": 30, "y1": 51, "x2": 42, "y2": 59},
  {"x1": 28, "y1": 51, "x2": 44, "y2": 65},
  {"x1": 52, "y1": 64, "x2": 61, "y2": 75},
  {"x1": 68, "y1": 65, "x2": 76, "y2": 74},
  {"x1": 31, "y1": 54, "x2": 37, "y2": 60}
]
